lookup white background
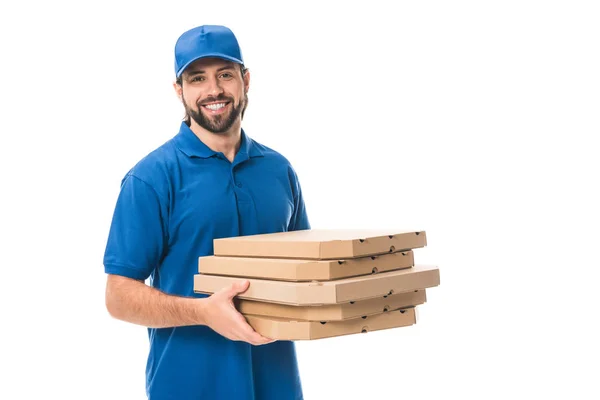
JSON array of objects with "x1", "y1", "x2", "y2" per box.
[{"x1": 1, "y1": 1, "x2": 599, "y2": 399}]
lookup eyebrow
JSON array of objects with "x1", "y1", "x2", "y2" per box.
[{"x1": 186, "y1": 66, "x2": 235, "y2": 76}]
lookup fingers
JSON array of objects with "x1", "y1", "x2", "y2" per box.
[
  {"x1": 226, "y1": 280, "x2": 250, "y2": 298},
  {"x1": 208, "y1": 285, "x2": 276, "y2": 345},
  {"x1": 240, "y1": 329, "x2": 274, "y2": 346},
  {"x1": 233, "y1": 314, "x2": 275, "y2": 345}
]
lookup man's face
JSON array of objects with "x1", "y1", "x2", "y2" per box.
[{"x1": 178, "y1": 57, "x2": 249, "y2": 134}]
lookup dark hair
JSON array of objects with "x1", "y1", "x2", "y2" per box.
[{"x1": 176, "y1": 64, "x2": 248, "y2": 125}]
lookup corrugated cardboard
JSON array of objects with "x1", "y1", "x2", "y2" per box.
[
  {"x1": 194, "y1": 264, "x2": 440, "y2": 305},
  {"x1": 245, "y1": 307, "x2": 417, "y2": 340},
  {"x1": 213, "y1": 229, "x2": 426, "y2": 260},
  {"x1": 236, "y1": 289, "x2": 426, "y2": 321},
  {"x1": 198, "y1": 250, "x2": 415, "y2": 281}
]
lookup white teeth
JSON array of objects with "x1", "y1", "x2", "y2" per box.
[{"x1": 205, "y1": 103, "x2": 226, "y2": 110}]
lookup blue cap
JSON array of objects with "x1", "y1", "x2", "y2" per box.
[{"x1": 174, "y1": 25, "x2": 244, "y2": 78}]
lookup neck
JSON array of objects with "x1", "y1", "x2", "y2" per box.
[{"x1": 188, "y1": 120, "x2": 242, "y2": 162}]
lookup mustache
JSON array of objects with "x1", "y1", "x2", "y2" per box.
[{"x1": 198, "y1": 95, "x2": 234, "y2": 106}]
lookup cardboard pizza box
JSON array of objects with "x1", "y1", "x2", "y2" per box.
[
  {"x1": 245, "y1": 307, "x2": 417, "y2": 340},
  {"x1": 213, "y1": 229, "x2": 426, "y2": 260},
  {"x1": 194, "y1": 264, "x2": 440, "y2": 305},
  {"x1": 198, "y1": 250, "x2": 415, "y2": 281},
  {"x1": 236, "y1": 289, "x2": 426, "y2": 321}
]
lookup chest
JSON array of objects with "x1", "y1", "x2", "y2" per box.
[{"x1": 168, "y1": 160, "x2": 295, "y2": 243}]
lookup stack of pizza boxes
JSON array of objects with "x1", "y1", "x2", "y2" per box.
[{"x1": 194, "y1": 229, "x2": 440, "y2": 341}]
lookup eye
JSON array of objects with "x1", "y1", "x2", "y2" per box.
[
  {"x1": 190, "y1": 76, "x2": 205, "y2": 82},
  {"x1": 220, "y1": 72, "x2": 233, "y2": 79}
]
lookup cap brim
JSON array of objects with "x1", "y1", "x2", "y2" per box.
[{"x1": 176, "y1": 53, "x2": 244, "y2": 78}]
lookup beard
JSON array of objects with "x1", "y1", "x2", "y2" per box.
[{"x1": 184, "y1": 92, "x2": 248, "y2": 134}]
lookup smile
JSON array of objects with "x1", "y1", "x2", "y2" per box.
[{"x1": 202, "y1": 102, "x2": 229, "y2": 111}]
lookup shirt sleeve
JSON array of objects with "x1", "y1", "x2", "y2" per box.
[
  {"x1": 287, "y1": 166, "x2": 311, "y2": 232},
  {"x1": 103, "y1": 173, "x2": 168, "y2": 280}
]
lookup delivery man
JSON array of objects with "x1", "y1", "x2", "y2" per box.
[{"x1": 103, "y1": 24, "x2": 310, "y2": 399}]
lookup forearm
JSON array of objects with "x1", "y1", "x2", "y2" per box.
[{"x1": 105, "y1": 274, "x2": 207, "y2": 329}]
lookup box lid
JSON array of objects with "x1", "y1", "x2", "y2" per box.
[
  {"x1": 245, "y1": 307, "x2": 417, "y2": 340},
  {"x1": 199, "y1": 250, "x2": 414, "y2": 281},
  {"x1": 194, "y1": 264, "x2": 440, "y2": 305},
  {"x1": 237, "y1": 289, "x2": 426, "y2": 321},
  {"x1": 213, "y1": 229, "x2": 426, "y2": 260}
]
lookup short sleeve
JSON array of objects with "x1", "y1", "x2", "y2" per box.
[
  {"x1": 287, "y1": 166, "x2": 311, "y2": 232},
  {"x1": 103, "y1": 173, "x2": 168, "y2": 280}
]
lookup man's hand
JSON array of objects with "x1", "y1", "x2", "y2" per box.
[{"x1": 202, "y1": 280, "x2": 275, "y2": 346}]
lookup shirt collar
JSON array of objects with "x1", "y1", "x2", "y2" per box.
[{"x1": 174, "y1": 121, "x2": 264, "y2": 159}]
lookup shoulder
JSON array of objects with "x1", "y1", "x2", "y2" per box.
[
  {"x1": 250, "y1": 137, "x2": 296, "y2": 169},
  {"x1": 121, "y1": 137, "x2": 180, "y2": 200},
  {"x1": 248, "y1": 137, "x2": 303, "y2": 187}
]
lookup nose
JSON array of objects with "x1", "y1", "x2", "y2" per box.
[{"x1": 206, "y1": 76, "x2": 224, "y2": 97}]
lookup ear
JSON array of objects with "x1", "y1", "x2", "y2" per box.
[
  {"x1": 173, "y1": 81, "x2": 183, "y2": 102},
  {"x1": 243, "y1": 69, "x2": 250, "y2": 93}
]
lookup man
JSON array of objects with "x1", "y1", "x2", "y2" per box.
[{"x1": 103, "y1": 24, "x2": 310, "y2": 399}]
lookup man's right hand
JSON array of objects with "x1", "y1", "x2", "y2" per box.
[{"x1": 201, "y1": 280, "x2": 275, "y2": 346}]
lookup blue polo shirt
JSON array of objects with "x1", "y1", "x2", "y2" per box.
[{"x1": 103, "y1": 122, "x2": 310, "y2": 400}]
